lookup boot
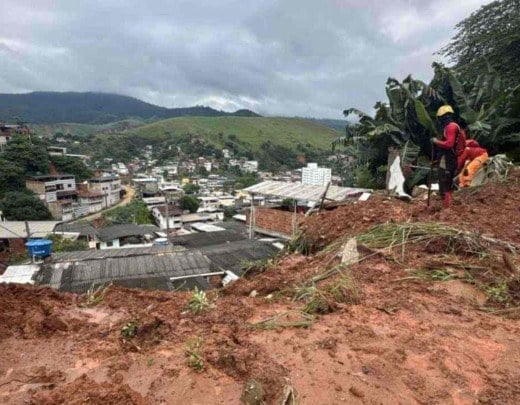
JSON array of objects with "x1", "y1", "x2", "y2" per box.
[{"x1": 443, "y1": 191, "x2": 452, "y2": 208}]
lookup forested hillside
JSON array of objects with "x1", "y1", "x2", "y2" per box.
[{"x1": 0, "y1": 92, "x2": 259, "y2": 124}]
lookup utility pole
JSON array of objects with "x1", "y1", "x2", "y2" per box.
[
  {"x1": 249, "y1": 193, "x2": 255, "y2": 239},
  {"x1": 25, "y1": 220, "x2": 31, "y2": 239},
  {"x1": 164, "y1": 193, "x2": 170, "y2": 241}
]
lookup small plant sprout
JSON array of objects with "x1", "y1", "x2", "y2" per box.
[
  {"x1": 188, "y1": 287, "x2": 211, "y2": 314},
  {"x1": 121, "y1": 321, "x2": 138, "y2": 339},
  {"x1": 185, "y1": 337, "x2": 205, "y2": 371}
]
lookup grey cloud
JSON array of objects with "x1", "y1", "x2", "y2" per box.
[{"x1": 0, "y1": 0, "x2": 490, "y2": 118}]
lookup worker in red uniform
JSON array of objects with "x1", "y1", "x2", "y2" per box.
[
  {"x1": 459, "y1": 139, "x2": 488, "y2": 187},
  {"x1": 431, "y1": 105, "x2": 466, "y2": 208}
]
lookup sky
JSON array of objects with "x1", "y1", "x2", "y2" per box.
[{"x1": 0, "y1": 0, "x2": 491, "y2": 118}]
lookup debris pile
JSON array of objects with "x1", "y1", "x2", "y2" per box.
[{"x1": 1, "y1": 169, "x2": 520, "y2": 404}]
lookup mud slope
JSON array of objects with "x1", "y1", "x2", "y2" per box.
[{"x1": 1, "y1": 170, "x2": 520, "y2": 404}]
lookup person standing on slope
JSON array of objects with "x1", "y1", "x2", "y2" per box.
[{"x1": 431, "y1": 105, "x2": 466, "y2": 208}]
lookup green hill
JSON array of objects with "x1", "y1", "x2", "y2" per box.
[
  {"x1": 90, "y1": 116, "x2": 340, "y2": 170},
  {"x1": 0, "y1": 92, "x2": 259, "y2": 124},
  {"x1": 124, "y1": 116, "x2": 339, "y2": 150}
]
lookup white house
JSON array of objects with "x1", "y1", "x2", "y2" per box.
[{"x1": 152, "y1": 205, "x2": 184, "y2": 230}]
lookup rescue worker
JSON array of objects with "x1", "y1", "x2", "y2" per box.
[
  {"x1": 431, "y1": 105, "x2": 466, "y2": 208},
  {"x1": 459, "y1": 139, "x2": 489, "y2": 188}
]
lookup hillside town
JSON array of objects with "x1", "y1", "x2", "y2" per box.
[
  {"x1": 0, "y1": 121, "x2": 367, "y2": 285},
  {"x1": 2, "y1": 1, "x2": 520, "y2": 403}
]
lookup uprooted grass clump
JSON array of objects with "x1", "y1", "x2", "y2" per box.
[
  {"x1": 250, "y1": 310, "x2": 314, "y2": 330},
  {"x1": 81, "y1": 283, "x2": 112, "y2": 307}
]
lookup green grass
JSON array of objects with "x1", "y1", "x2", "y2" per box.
[{"x1": 121, "y1": 116, "x2": 339, "y2": 151}]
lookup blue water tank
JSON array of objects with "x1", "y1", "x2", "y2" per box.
[{"x1": 26, "y1": 239, "x2": 53, "y2": 258}]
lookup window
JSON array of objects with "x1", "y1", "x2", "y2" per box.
[{"x1": 106, "y1": 241, "x2": 113, "y2": 247}]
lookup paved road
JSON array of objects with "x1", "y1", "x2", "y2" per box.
[{"x1": 72, "y1": 185, "x2": 136, "y2": 222}]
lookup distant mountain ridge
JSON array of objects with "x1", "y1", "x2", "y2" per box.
[{"x1": 0, "y1": 91, "x2": 260, "y2": 124}]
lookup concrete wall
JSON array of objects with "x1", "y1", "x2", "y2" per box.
[{"x1": 246, "y1": 206, "x2": 304, "y2": 237}]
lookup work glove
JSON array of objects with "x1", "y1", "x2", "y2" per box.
[{"x1": 430, "y1": 137, "x2": 438, "y2": 145}]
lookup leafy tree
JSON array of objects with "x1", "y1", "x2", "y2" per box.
[
  {"x1": 102, "y1": 200, "x2": 152, "y2": 224},
  {"x1": 334, "y1": 64, "x2": 520, "y2": 188},
  {"x1": 1, "y1": 135, "x2": 50, "y2": 175},
  {"x1": 183, "y1": 183, "x2": 200, "y2": 195},
  {"x1": 179, "y1": 195, "x2": 200, "y2": 213},
  {"x1": 0, "y1": 159, "x2": 25, "y2": 197},
  {"x1": 0, "y1": 191, "x2": 52, "y2": 220},
  {"x1": 440, "y1": 0, "x2": 520, "y2": 89},
  {"x1": 47, "y1": 234, "x2": 88, "y2": 252},
  {"x1": 50, "y1": 155, "x2": 94, "y2": 181},
  {"x1": 223, "y1": 206, "x2": 238, "y2": 218},
  {"x1": 234, "y1": 173, "x2": 259, "y2": 189}
]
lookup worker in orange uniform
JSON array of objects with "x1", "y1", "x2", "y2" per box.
[
  {"x1": 431, "y1": 105, "x2": 466, "y2": 208},
  {"x1": 458, "y1": 140, "x2": 488, "y2": 188}
]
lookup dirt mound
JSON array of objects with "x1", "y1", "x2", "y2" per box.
[
  {"x1": 2, "y1": 172, "x2": 520, "y2": 404},
  {"x1": 30, "y1": 374, "x2": 145, "y2": 404},
  {"x1": 301, "y1": 167, "x2": 520, "y2": 250},
  {"x1": 0, "y1": 284, "x2": 76, "y2": 339}
]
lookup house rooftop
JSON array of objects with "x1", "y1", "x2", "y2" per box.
[
  {"x1": 36, "y1": 250, "x2": 211, "y2": 293},
  {"x1": 89, "y1": 175, "x2": 119, "y2": 182},
  {"x1": 0, "y1": 221, "x2": 60, "y2": 239},
  {"x1": 153, "y1": 205, "x2": 184, "y2": 216},
  {"x1": 201, "y1": 239, "x2": 280, "y2": 276},
  {"x1": 97, "y1": 224, "x2": 161, "y2": 242},
  {"x1": 50, "y1": 244, "x2": 185, "y2": 262},
  {"x1": 171, "y1": 230, "x2": 246, "y2": 249},
  {"x1": 245, "y1": 181, "x2": 371, "y2": 203},
  {"x1": 54, "y1": 223, "x2": 98, "y2": 237},
  {"x1": 27, "y1": 174, "x2": 75, "y2": 181}
]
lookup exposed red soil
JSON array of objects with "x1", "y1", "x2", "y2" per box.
[{"x1": 1, "y1": 170, "x2": 520, "y2": 404}]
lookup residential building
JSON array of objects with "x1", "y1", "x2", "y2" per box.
[
  {"x1": 152, "y1": 205, "x2": 184, "y2": 230},
  {"x1": 48, "y1": 146, "x2": 91, "y2": 162},
  {"x1": 243, "y1": 160, "x2": 259, "y2": 173},
  {"x1": 26, "y1": 174, "x2": 83, "y2": 220},
  {"x1": 197, "y1": 196, "x2": 220, "y2": 212},
  {"x1": 0, "y1": 123, "x2": 30, "y2": 151},
  {"x1": 142, "y1": 196, "x2": 167, "y2": 209},
  {"x1": 301, "y1": 163, "x2": 332, "y2": 186},
  {"x1": 77, "y1": 183, "x2": 104, "y2": 214},
  {"x1": 26, "y1": 174, "x2": 77, "y2": 204},
  {"x1": 88, "y1": 175, "x2": 121, "y2": 208},
  {"x1": 96, "y1": 224, "x2": 161, "y2": 249}
]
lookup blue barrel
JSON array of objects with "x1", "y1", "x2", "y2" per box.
[{"x1": 26, "y1": 239, "x2": 53, "y2": 258}]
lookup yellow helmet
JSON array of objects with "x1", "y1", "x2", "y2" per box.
[{"x1": 436, "y1": 105, "x2": 454, "y2": 117}]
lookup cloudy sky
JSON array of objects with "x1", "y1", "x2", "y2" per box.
[{"x1": 1, "y1": 0, "x2": 490, "y2": 118}]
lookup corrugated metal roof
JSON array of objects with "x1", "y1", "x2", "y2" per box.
[
  {"x1": 51, "y1": 245, "x2": 185, "y2": 262},
  {"x1": 37, "y1": 250, "x2": 211, "y2": 293},
  {"x1": 97, "y1": 224, "x2": 160, "y2": 242},
  {"x1": 0, "y1": 264, "x2": 40, "y2": 284},
  {"x1": 171, "y1": 230, "x2": 245, "y2": 249},
  {"x1": 0, "y1": 221, "x2": 60, "y2": 239},
  {"x1": 244, "y1": 181, "x2": 371, "y2": 203},
  {"x1": 201, "y1": 239, "x2": 279, "y2": 275}
]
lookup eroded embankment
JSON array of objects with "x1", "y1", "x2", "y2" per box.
[{"x1": 1, "y1": 170, "x2": 520, "y2": 404}]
